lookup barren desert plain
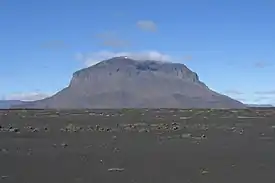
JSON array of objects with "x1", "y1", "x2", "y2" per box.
[{"x1": 1, "y1": 108, "x2": 275, "y2": 183}]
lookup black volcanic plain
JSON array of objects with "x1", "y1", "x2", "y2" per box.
[{"x1": 1, "y1": 108, "x2": 275, "y2": 183}]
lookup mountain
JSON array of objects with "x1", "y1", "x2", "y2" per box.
[
  {"x1": 0, "y1": 100, "x2": 24, "y2": 109},
  {"x1": 247, "y1": 104, "x2": 274, "y2": 108},
  {"x1": 13, "y1": 57, "x2": 246, "y2": 109}
]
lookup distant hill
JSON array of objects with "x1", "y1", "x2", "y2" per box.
[
  {"x1": 0, "y1": 100, "x2": 24, "y2": 109},
  {"x1": 246, "y1": 104, "x2": 274, "y2": 108},
  {"x1": 13, "y1": 57, "x2": 246, "y2": 109}
]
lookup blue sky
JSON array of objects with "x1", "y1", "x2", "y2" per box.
[{"x1": 1, "y1": 0, "x2": 275, "y2": 104}]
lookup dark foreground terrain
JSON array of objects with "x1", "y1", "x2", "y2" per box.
[{"x1": 1, "y1": 108, "x2": 275, "y2": 183}]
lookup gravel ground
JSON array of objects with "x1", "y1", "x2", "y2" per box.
[{"x1": 1, "y1": 108, "x2": 275, "y2": 183}]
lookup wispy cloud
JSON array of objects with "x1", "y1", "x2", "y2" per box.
[
  {"x1": 4, "y1": 92, "x2": 50, "y2": 101},
  {"x1": 75, "y1": 52, "x2": 84, "y2": 61},
  {"x1": 95, "y1": 32, "x2": 130, "y2": 48},
  {"x1": 253, "y1": 96, "x2": 272, "y2": 102},
  {"x1": 182, "y1": 55, "x2": 193, "y2": 61},
  {"x1": 75, "y1": 50, "x2": 173, "y2": 66},
  {"x1": 254, "y1": 90, "x2": 275, "y2": 95},
  {"x1": 254, "y1": 61, "x2": 271, "y2": 68},
  {"x1": 224, "y1": 90, "x2": 243, "y2": 95},
  {"x1": 40, "y1": 40, "x2": 69, "y2": 50},
  {"x1": 75, "y1": 50, "x2": 222, "y2": 67},
  {"x1": 136, "y1": 20, "x2": 157, "y2": 32}
]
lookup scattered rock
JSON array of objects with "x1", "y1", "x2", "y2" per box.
[
  {"x1": 201, "y1": 134, "x2": 207, "y2": 139},
  {"x1": 95, "y1": 125, "x2": 100, "y2": 131},
  {"x1": 27, "y1": 149, "x2": 32, "y2": 156},
  {"x1": 65, "y1": 123, "x2": 76, "y2": 132},
  {"x1": 32, "y1": 128, "x2": 39, "y2": 132},
  {"x1": 171, "y1": 122, "x2": 178, "y2": 126},
  {"x1": 87, "y1": 125, "x2": 94, "y2": 131},
  {"x1": 1, "y1": 148, "x2": 8, "y2": 154},
  {"x1": 27, "y1": 126, "x2": 34, "y2": 130},
  {"x1": 98, "y1": 127, "x2": 105, "y2": 132},
  {"x1": 138, "y1": 128, "x2": 149, "y2": 133},
  {"x1": 181, "y1": 133, "x2": 192, "y2": 138},
  {"x1": 172, "y1": 126, "x2": 179, "y2": 130},
  {"x1": 106, "y1": 128, "x2": 112, "y2": 132},
  {"x1": 239, "y1": 129, "x2": 244, "y2": 135},
  {"x1": 201, "y1": 169, "x2": 209, "y2": 175},
  {"x1": 113, "y1": 147, "x2": 120, "y2": 152},
  {"x1": 61, "y1": 143, "x2": 68, "y2": 148},
  {"x1": 84, "y1": 144, "x2": 93, "y2": 149},
  {"x1": 1, "y1": 175, "x2": 9, "y2": 179},
  {"x1": 9, "y1": 128, "x2": 20, "y2": 133},
  {"x1": 260, "y1": 132, "x2": 265, "y2": 136},
  {"x1": 108, "y1": 168, "x2": 125, "y2": 172},
  {"x1": 180, "y1": 117, "x2": 191, "y2": 120}
]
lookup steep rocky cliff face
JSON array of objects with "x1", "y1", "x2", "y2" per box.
[{"x1": 14, "y1": 57, "x2": 246, "y2": 109}]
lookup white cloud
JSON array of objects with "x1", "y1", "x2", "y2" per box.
[
  {"x1": 254, "y1": 90, "x2": 275, "y2": 95},
  {"x1": 182, "y1": 55, "x2": 193, "y2": 61},
  {"x1": 75, "y1": 50, "x2": 173, "y2": 67},
  {"x1": 253, "y1": 96, "x2": 272, "y2": 102},
  {"x1": 101, "y1": 38, "x2": 129, "y2": 48},
  {"x1": 40, "y1": 40, "x2": 68, "y2": 50},
  {"x1": 254, "y1": 61, "x2": 271, "y2": 68},
  {"x1": 4, "y1": 92, "x2": 50, "y2": 101},
  {"x1": 95, "y1": 31, "x2": 130, "y2": 48},
  {"x1": 253, "y1": 96, "x2": 275, "y2": 106},
  {"x1": 136, "y1": 20, "x2": 157, "y2": 32},
  {"x1": 223, "y1": 90, "x2": 243, "y2": 95},
  {"x1": 75, "y1": 52, "x2": 84, "y2": 61}
]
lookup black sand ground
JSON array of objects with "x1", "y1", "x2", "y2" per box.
[{"x1": 1, "y1": 108, "x2": 275, "y2": 183}]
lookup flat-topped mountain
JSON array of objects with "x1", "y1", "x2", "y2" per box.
[{"x1": 13, "y1": 57, "x2": 246, "y2": 109}]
